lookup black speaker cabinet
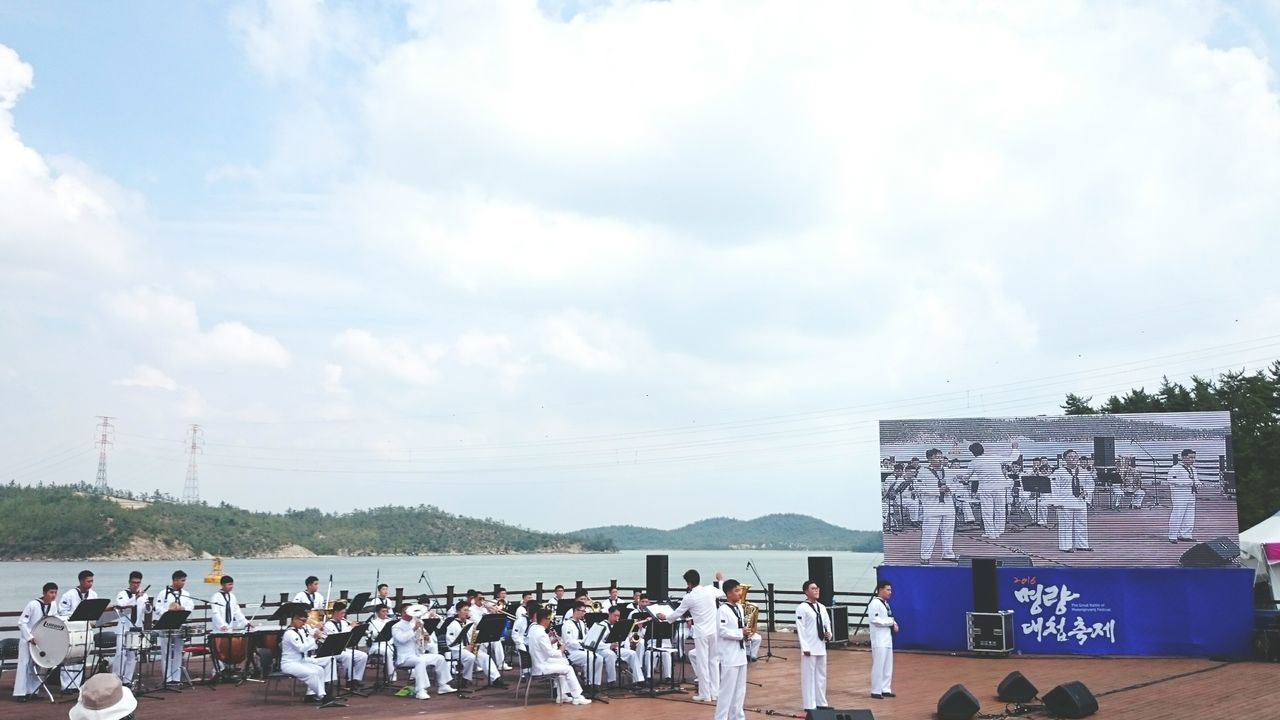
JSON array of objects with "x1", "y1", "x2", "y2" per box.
[
  {"x1": 806, "y1": 708, "x2": 874, "y2": 720},
  {"x1": 808, "y1": 556, "x2": 835, "y2": 606},
  {"x1": 1179, "y1": 536, "x2": 1240, "y2": 568},
  {"x1": 825, "y1": 605, "x2": 849, "y2": 644},
  {"x1": 967, "y1": 611, "x2": 1014, "y2": 653},
  {"x1": 972, "y1": 558, "x2": 998, "y2": 614},
  {"x1": 1043, "y1": 681, "x2": 1098, "y2": 718},
  {"x1": 1092, "y1": 437, "x2": 1116, "y2": 467},
  {"x1": 997, "y1": 670, "x2": 1038, "y2": 702},
  {"x1": 645, "y1": 554, "x2": 669, "y2": 600},
  {"x1": 937, "y1": 684, "x2": 980, "y2": 720}
]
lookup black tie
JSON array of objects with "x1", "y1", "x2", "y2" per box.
[
  {"x1": 41, "y1": 603, "x2": 50, "y2": 617},
  {"x1": 732, "y1": 605, "x2": 745, "y2": 648},
  {"x1": 1071, "y1": 468, "x2": 1082, "y2": 498},
  {"x1": 883, "y1": 599, "x2": 893, "y2": 617},
  {"x1": 306, "y1": 592, "x2": 315, "y2": 607},
  {"x1": 222, "y1": 592, "x2": 232, "y2": 623},
  {"x1": 127, "y1": 590, "x2": 137, "y2": 624},
  {"x1": 808, "y1": 602, "x2": 826, "y2": 638}
]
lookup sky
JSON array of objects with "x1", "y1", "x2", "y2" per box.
[{"x1": 3, "y1": 0, "x2": 1280, "y2": 535}]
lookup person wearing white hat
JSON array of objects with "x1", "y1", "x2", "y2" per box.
[{"x1": 69, "y1": 672, "x2": 137, "y2": 720}]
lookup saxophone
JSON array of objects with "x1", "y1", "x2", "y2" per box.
[
  {"x1": 738, "y1": 584, "x2": 760, "y2": 637},
  {"x1": 466, "y1": 621, "x2": 481, "y2": 654}
]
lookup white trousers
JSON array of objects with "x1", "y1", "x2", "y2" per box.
[
  {"x1": 1057, "y1": 507, "x2": 1089, "y2": 550},
  {"x1": 799, "y1": 653, "x2": 827, "y2": 709},
  {"x1": 689, "y1": 634, "x2": 720, "y2": 698},
  {"x1": 920, "y1": 512, "x2": 956, "y2": 560},
  {"x1": 538, "y1": 658, "x2": 584, "y2": 699},
  {"x1": 281, "y1": 658, "x2": 329, "y2": 697},
  {"x1": 642, "y1": 641, "x2": 673, "y2": 679},
  {"x1": 599, "y1": 645, "x2": 643, "y2": 683},
  {"x1": 745, "y1": 633, "x2": 761, "y2": 659},
  {"x1": 13, "y1": 644, "x2": 42, "y2": 697},
  {"x1": 870, "y1": 644, "x2": 893, "y2": 695},
  {"x1": 333, "y1": 648, "x2": 368, "y2": 683},
  {"x1": 568, "y1": 649, "x2": 602, "y2": 686},
  {"x1": 1127, "y1": 490, "x2": 1146, "y2": 508},
  {"x1": 979, "y1": 490, "x2": 1007, "y2": 537},
  {"x1": 1169, "y1": 498, "x2": 1196, "y2": 539},
  {"x1": 112, "y1": 632, "x2": 138, "y2": 683},
  {"x1": 714, "y1": 662, "x2": 747, "y2": 720},
  {"x1": 397, "y1": 651, "x2": 453, "y2": 693},
  {"x1": 158, "y1": 636, "x2": 185, "y2": 682}
]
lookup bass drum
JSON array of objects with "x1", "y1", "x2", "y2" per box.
[
  {"x1": 31, "y1": 616, "x2": 69, "y2": 669},
  {"x1": 209, "y1": 632, "x2": 249, "y2": 666},
  {"x1": 64, "y1": 620, "x2": 97, "y2": 665}
]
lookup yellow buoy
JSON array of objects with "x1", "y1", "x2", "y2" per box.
[{"x1": 203, "y1": 557, "x2": 225, "y2": 584}]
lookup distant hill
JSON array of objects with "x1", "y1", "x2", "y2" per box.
[
  {"x1": 570, "y1": 513, "x2": 881, "y2": 551},
  {"x1": 0, "y1": 483, "x2": 615, "y2": 560}
]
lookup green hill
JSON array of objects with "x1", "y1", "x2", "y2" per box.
[
  {"x1": 570, "y1": 513, "x2": 881, "y2": 551},
  {"x1": 0, "y1": 483, "x2": 615, "y2": 560}
]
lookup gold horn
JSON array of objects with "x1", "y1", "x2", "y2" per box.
[{"x1": 738, "y1": 583, "x2": 760, "y2": 637}]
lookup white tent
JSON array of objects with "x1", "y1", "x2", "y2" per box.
[{"x1": 1239, "y1": 510, "x2": 1280, "y2": 610}]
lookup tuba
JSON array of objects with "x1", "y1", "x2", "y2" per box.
[
  {"x1": 588, "y1": 600, "x2": 603, "y2": 613},
  {"x1": 738, "y1": 584, "x2": 760, "y2": 637}
]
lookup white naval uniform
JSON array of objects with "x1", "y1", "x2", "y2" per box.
[
  {"x1": 664, "y1": 584, "x2": 725, "y2": 700},
  {"x1": 795, "y1": 600, "x2": 829, "y2": 710},
  {"x1": 153, "y1": 586, "x2": 195, "y2": 682},
  {"x1": 919, "y1": 466, "x2": 960, "y2": 562},
  {"x1": 323, "y1": 618, "x2": 368, "y2": 684},
  {"x1": 391, "y1": 618, "x2": 454, "y2": 696},
  {"x1": 527, "y1": 624, "x2": 585, "y2": 701},
  {"x1": 560, "y1": 617, "x2": 602, "y2": 686},
  {"x1": 966, "y1": 447, "x2": 1019, "y2": 538},
  {"x1": 13, "y1": 599, "x2": 53, "y2": 697},
  {"x1": 714, "y1": 602, "x2": 748, "y2": 720},
  {"x1": 293, "y1": 590, "x2": 326, "y2": 609},
  {"x1": 745, "y1": 632, "x2": 762, "y2": 659},
  {"x1": 365, "y1": 617, "x2": 396, "y2": 681},
  {"x1": 587, "y1": 621, "x2": 644, "y2": 685},
  {"x1": 57, "y1": 587, "x2": 98, "y2": 690},
  {"x1": 867, "y1": 596, "x2": 895, "y2": 696},
  {"x1": 281, "y1": 626, "x2": 329, "y2": 698},
  {"x1": 511, "y1": 615, "x2": 530, "y2": 653},
  {"x1": 112, "y1": 588, "x2": 149, "y2": 682},
  {"x1": 631, "y1": 609, "x2": 673, "y2": 680},
  {"x1": 1167, "y1": 463, "x2": 1198, "y2": 540},
  {"x1": 444, "y1": 618, "x2": 498, "y2": 681},
  {"x1": 208, "y1": 589, "x2": 248, "y2": 672},
  {"x1": 1049, "y1": 466, "x2": 1090, "y2": 551},
  {"x1": 470, "y1": 603, "x2": 506, "y2": 669}
]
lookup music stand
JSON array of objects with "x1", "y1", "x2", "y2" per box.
[
  {"x1": 64, "y1": 598, "x2": 110, "y2": 693},
  {"x1": 142, "y1": 609, "x2": 190, "y2": 698},
  {"x1": 583, "y1": 611, "x2": 608, "y2": 627},
  {"x1": 314, "y1": 632, "x2": 352, "y2": 709},
  {"x1": 445, "y1": 621, "x2": 473, "y2": 694},
  {"x1": 641, "y1": 619, "x2": 681, "y2": 696},
  {"x1": 555, "y1": 599, "x2": 577, "y2": 621},
  {"x1": 270, "y1": 602, "x2": 310, "y2": 625},
  {"x1": 339, "y1": 622, "x2": 369, "y2": 698},
  {"x1": 473, "y1": 613, "x2": 510, "y2": 691},
  {"x1": 604, "y1": 620, "x2": 638, "y2": 694},
  {"x1": 346, "y1": 593, "x2": 371, "y2": 616},
  {"x1": 369, "y1": 619, "x2": 400, "y2": 691},
  {"x1": 1019, "y1": 475, "x2": 1052, "y2": 528}
]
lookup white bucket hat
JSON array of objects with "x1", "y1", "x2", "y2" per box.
[{"x1": 68, "y1": 673, "x2": 137, "y2": 720}]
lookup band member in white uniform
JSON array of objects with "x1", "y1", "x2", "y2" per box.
[
  {"x1": 658, "y1": 569, "x2": 725, "y2": 702},
  {"x1": 444, "y1": 602, "x2": 503, "y2": 685},
  {"x1": 631, "y1": 594, "x2": 673, "y2": 680},
  {"x1": 14, "y1": 582, "x2": 58, "y2": 700},
  {"x1": 588, "y1": 606, "x2": 645, "y2": 688},
  {"x1": 1168, "y1": 449, "x2": 1199, "y2": 542},
  {"x1": 964, "y1": 439, "x2": 1021, "y2": 539},
  {"x1": 515, "y1": 592, "x2": 534, "y2": 620},
  {"x1": 293, "y1": 576, "x2": 326, "y2": 609},
  {"x1": 1049, "y1": 450, "x2": 1092, "y2": 552},
  {"x1": 527, "y1": 607, "x2": 592, "y2": 705},
  {"x1": 58, "y1": 569, "x2": 98, "y2": 691},
  {"x1": 369, "y1": 584, "x2": 395, "y2": 613},
  {"x1": 153, "y1": 570, "x2": 195, "y2": 683},
  {"x1": 715, "y1": 580, "x2": 750, "y2": 720},
  {"x1": 391, "y1": 605, "x2": 456, "y2": 699},
  {"x1": 867, "y1": 581, "x2": 898, "y2": 700},
  {"x1": 208, "y1": 575, "x2": 249, "y2": 673},
  {"x1": 560, "y1": 602, "x2": 602, "y2": 691},
  {"x1": 322, "y1": 602, "x2": 368, "y2": 689},
  {"x1": 365, "y1": 605, "x2": 396, "y2": 681},
  {"x1": 470, "y1": 591, "x2": 508, "y2": 670},
  {"x1": 919, "y1": 448, "x2": 961, "y2": 563},
  {"x1": 280, "y1": 609, "x2": 332, "y2": 703},
  {"x1": 511, "y1": 600, "x2": 535, "y2": 654},
  {"x1": 795, "y1": 580, "x2": 831, "y2": 710},
  {"x1": 111, "y1": 571, "x2": 149, "y2": 683}
]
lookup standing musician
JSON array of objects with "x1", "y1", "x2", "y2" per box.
[
  {"x1": 369, "y1": 583, "x2": 395, "y2": 612},
  {"x1": 515, "y1": 592, "x2": 534, "y2": 620},
  {"x1": 657, "y1": 569, "x2": 725, "y2": 703},
  {"x1": 795, "y1": 580, "x2": 831, "y2": 711},
  {"x1": 154, "y1": 570, "x2": 195, "y2": 683},
  {"x1": 1168, "y1": 449, "x2": 1199, "y2": 543},
  {"x1": 867, "y1": 581, "x2": 898, "y2": 700},
  {"x1": 111, "y1": 571, "x2": 149, "y2": 683},
  {"x1": 323, "y1": 601, "x2": 368, "y2": 689},
  {"x1": 58, "y1": 569, "x2": 97, "y2": 692},
  {"x1": 208, "y1": 575, "x2": 249, "y2": 674},
  {"x1": 280, "y1": 608, "x2": 333, "y2": 704},
  {"x1": 14, "y1": 582, "x2": 58, "y2": 701},
  {"x1": 527, "y1": 607, "x2": 592, "y2": 705},
  {"x1": 919, "y1": 448, "x2": 961, "y2": 563},
  {"x1": 715, "y1": 579, "x2": 750, "y2": 720},
  {"x1": 1049, "y1": 450, "x2": 1092, "y2": 553},
  {"x1": 390, "y1": 604, "x2": 456, "y2": 700},
  {"x1": 605, "y1": 587, "x2": 623, "y2": 611},
  {"x1": 560, "y1": 602, "x2": 602, "y2": 693},
  {"x1": 293, "y1": 576, "x2": 326, "y2": 609}
]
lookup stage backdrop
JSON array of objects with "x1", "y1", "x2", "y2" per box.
[{"x1": 877, "y1": 564, "x2": 1254, "y2": 657}]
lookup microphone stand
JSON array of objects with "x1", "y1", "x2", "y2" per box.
[
  {"x1": 1129, "y1": 439, "x2": 1164, "y2": 508},
  {"x1": 744, "y1": 561, "x2": 786, "y2": 661}
]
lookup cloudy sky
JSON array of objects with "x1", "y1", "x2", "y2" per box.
[{"x1": 3, "y1": 0, "x2": 1280, "y2": 534}]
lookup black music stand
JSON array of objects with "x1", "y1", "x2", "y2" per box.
[
  {"x1": 368, "y1": 619, "x2": 400, "y2": 691},
  {"x1": 604, "y1": 620, "x2": 640, "y2": 693},
  {"x1": 555, "y1": 599, "x2": 577, "y2": 622},
  {"x1": 580, "y1": 622, "x2": 611, "y2": 703},
  {"x1": 583, "y1": 611, "x2": 608, "y2": 627},
  {"x1": 445, "y1": 620, "x2": 473, "y2": 694},
  {"x1": 1021, "y1": 475, "x2": 1052, "y2": 529},
  {"x1": 314, "y1": 632, "x2": 351, "y2": 709},
  {"x1": 641, "y1": 619, "x2": 682, "y2": 696},
  {"x1": 141, "y1": 609, "x2": 190, "y2": 698},
  {"x1": 270, "y1": 602, "x2": 310, "y2": 625},
  {"x1": 63, "y1": 598, "x2": 110, "y2": 695},
  {"x1": 339, "y1": 623, "x2": 369, "y2": 698},
  {"x1": 472, "y1": 613, "x2": 510, "y2": 691}
]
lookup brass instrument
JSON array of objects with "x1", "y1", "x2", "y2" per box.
[
  {"x1": 588, "y1": 600, "x2": 603, "y2": 613},
  {"x1": 627, "y1": 618, "x2": 648, "y2": 650},
  {"x1": 466, "y1": 621, "x2": 480, "y2": 654},
  {"x1": 738, "y1": 584, "x2": 760, "y2": 637}
]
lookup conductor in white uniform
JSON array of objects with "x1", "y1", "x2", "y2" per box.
[
  {"x1": 964, "y1": 439, "x2": 1021, "y2": 539},
  {"x1": 1167, "y1": 449, "x2": 1199, "y2": 542},
  {"x1": 795, "y1": 580, "x2": 831, "y2": 710},
  {"x1": 657, "y1": 569, "x2": 725, "y2": 702},
  {"x1": 867, "y1": 581, "x2": 898, "y2": 700}
]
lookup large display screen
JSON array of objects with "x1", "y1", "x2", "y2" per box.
[{"x1": 879, "y1": 412, "x2": 1236, "y2": 567}]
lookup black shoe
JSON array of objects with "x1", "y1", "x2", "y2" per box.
[
  {"x1": 884, "y1": 692, "x2": 896, "y2": 697},
  {"x1": 1077, "y1": 547, "x2": 1094, "y2": 552},
  {"x1": 871, "y1": 694, "x2": 884, "y2": 699},
  {"x1": 304, "y1": 696, "x2": 320, "y2": 704},
  {"x1": 1170, "y1": 539, "x2": 1178, "y2": 544},
  {"x1": 491, "y1": 679, "x2": 508, "y2": 689}
]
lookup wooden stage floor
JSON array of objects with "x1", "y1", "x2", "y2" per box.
[{"x1": 4, "y1": 634, "x2": 1276, "y2": 719}]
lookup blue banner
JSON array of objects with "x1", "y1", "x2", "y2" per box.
[{"x1": 877, "y1": 564, "x2": 1253, "y2": 657}]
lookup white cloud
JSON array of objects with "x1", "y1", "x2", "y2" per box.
[
  {"x1": 322, "y1": 363, "x2": 348, "y2": 395},
  {"x1": 333, "y1": 328, "x2": 443, "y2": 385},
  {"x1": 113, "y1": 365, "x2": 179, "y2": 391},
  {"x1": 535, "y1": 309, "x2": 648, "y2": 373}
]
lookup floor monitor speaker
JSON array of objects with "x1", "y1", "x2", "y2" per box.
[
  {"x1": 937, "y1": 684, "x2": 980, "y2": 720},
  {"x1": 996, "y1": 670, "x2": 1038, "y2": 703},
  {"x1": 1043, "y1": 681, "x2": 1098, "y2": 718}
]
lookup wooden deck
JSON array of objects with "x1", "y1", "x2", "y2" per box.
[{"x1": 4, "y1": 633, "x2": 1276, "y2": 719}]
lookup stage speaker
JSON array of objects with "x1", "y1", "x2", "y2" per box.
[
  {"x1": 805, "y1": 708, "x2": 874, "y2": 720},
  {"x1": 937, "y1": 684, "x2": 980, "y2": 720},
  {"x1": 996, "y1": 670, "x2": 1038, "y2": 703},
  {"x1": 972, "y1": 558, "x2": 998, "y2": 614},
  {"x1": 808, "y1": 556, "x2": 835, "y2": 606},
  {"x1": 1092, "y1": 437, "x2": 1116, "y2": 467},
  {"x1": 645, "y1": 554, "x2": 669, "y2": 600},
  {"x1": 1042, "y1": 681, "x2": 1098, "y2": 718},
  {"x1": 1179, "y1": 537, "x2": 1241, "y2": 568}
]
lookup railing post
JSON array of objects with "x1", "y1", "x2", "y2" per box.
[
  {"x1": 446, "y1": 585, "x2": 455, "y2": 610},
  {"x1": 536, "y1": 582, "x2": 544, "y2": 601},
  {"x1": 493, "y1": 583, "x2": 501, "y2": 597},
  {"x1": 575, "y1": 580, "x2": 584, "y2": 595},
  {"x1": 767, "y1": 583, "x2": 776, "y2": 633},
  {"x1": 394, "y1": 587, "x2": 404, "y2": 609},
  {"x1": 609, "y1": 578, "x2": 617, "y2": 591}
]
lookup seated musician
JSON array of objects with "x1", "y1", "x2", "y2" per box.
[
  {"x1": 444, "y1": 602, "x2": 505, "y2": 687},
  {"x1": 365, "y1": 604, "x2": 396, "y2": 681},
  {"x1": 322, "y1": 601, "x2": 368, "y2": 689},
  {"x1": 587, "y1": 605, "x2": 645, "y2": 689},
  {"x1": 630, "y1": 593, "x2": 672, "y2": 681},
  {"x1": 527, "y1": 607, "x2": 592, "y2": 705},
  {"x1": 280, "y1": 608, "x2": 333, "y2": 704},
  {"x1": 560, "y1": 602, "x2": 602, "y2": 692},
  {"x1": 391, "y1": 604, "x2": 456, "y2": 700}
]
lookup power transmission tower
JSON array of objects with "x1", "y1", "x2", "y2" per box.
[
  {"x1": 183, "y1": 424, "x2": 203, "y2": 504},
  {"x1": 94, "y1": 416, "x2": 114, "y2": 493}
]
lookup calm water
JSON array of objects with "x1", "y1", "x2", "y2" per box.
[{"x1": 0, "y1": 550, "x2": 882, "y2": 619}]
